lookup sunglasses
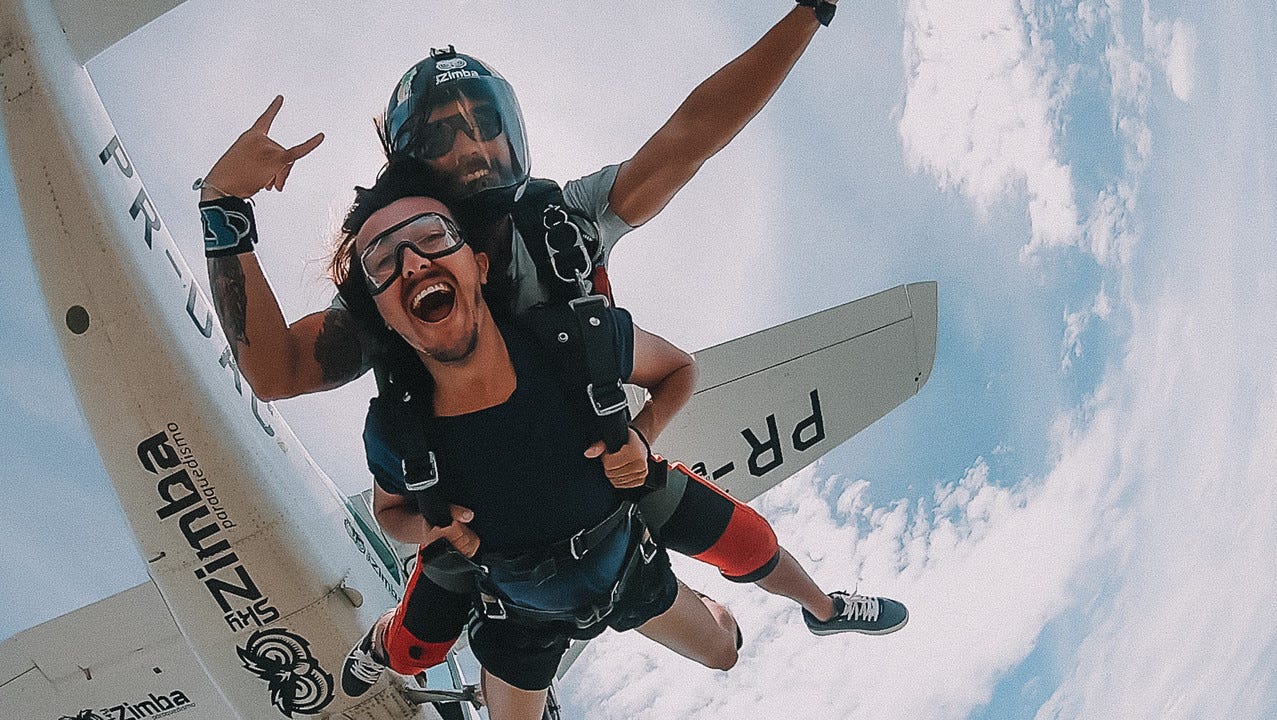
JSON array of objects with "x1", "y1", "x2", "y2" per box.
[
  {"x1": 360, "y1": 212, "x2": 466, "y2": 295},
  {"x1": 413, "y1": 104, "x2": 504, "y2": 159}
]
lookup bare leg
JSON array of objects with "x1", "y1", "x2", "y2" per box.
[
  {"x1": 754, "y1": 548, "x2": 836, "y2": 621},
  {"x1": 481, "y1": 668, "x2": 548, "y2": 720},
  {"x1": 637, "y1": 581, "x2": 738, "y2": 670}
]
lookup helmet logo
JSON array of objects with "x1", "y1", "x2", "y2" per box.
[
  {"x1": 435, "y1": 68, "x2": 479, "y2": 85},
  {"x1": 435, "y1": 57, "x2": 468, "y2": 71},
  {"x1": 396, "y1": 67, "x2": 418, "y2": 105}
]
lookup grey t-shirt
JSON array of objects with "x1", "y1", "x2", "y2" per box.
[
  {"x1": 335, "y1": 164, "x2": 633, "y2": 372},
  {"x1": 504, "y1": 163, "x2": 630, "y2": 314}
]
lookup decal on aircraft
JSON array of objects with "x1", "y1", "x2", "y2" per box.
[
  {"x1": 100, "y1": 135, "x2": 278, "y2": 439},
  {"x1": 59, "y1": 688, "x2": 194, "y2": 720},
  {"x1": 688, "y1": 387, "x2": 826, "y2": 483},
  {"x1": 343, "y1": 512, "x2": 404, "y2": 601},
  {"x1": 138, "y1": 427, "x2": 281, "y2": 633},
  {"x1": 235, "y1": 628, "x2": 334, "y2": 717}
]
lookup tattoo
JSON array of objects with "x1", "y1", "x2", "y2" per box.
[
  {"x1": 209, "y1": 256, "x2": 249, "y2": 360},
  {"x1": 314, "y1": 309, "x2": 364, "y2": 385}
]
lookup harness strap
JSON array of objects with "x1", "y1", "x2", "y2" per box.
[
  {"x1": 636, "y1": 458, "x2": 686, "y2": 531},
  {"x1": 418, "y1": 501, "x2": 660, "y2": 628},
  {"x1": 418, "y1": 541, "x2": 479, "y2": 595},
  {"x1": 476, "y1": 524, "x2": 659, "y2": 629},
  {"x1": 511, "y1": 179, "x2": 604, "y2": 304},
  {"x1": 568, "y1": 295, "x2": 630, "y2": 451},
  {"x1": 478, "y1": 502, "x2": 636, "y2": 584}
]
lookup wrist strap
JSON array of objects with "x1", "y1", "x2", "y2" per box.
[
  {"x1": 629, "y1": 425, "x2": 652, "y2": 458},
  {"x1": 796, "y1": 0, "x2": 836, "y2": 27},
  {"x1": 200, "y1": 195, "x2": 258, "y2": 257}
]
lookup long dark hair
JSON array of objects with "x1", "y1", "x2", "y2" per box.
[{"x1": 327, "y1": 158, "x2": 452, "y2": 395}]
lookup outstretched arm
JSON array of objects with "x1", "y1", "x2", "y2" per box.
[
  {"x1": 202, "y1": 96, "x2": 365, "y2": 400},
  {"x1": 609, "y1": 3, "x2": 835, "y2": 226}
]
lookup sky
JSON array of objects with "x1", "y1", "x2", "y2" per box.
[{"x1": 2, "y1": 0, "x2": 1275, "y2": 718}]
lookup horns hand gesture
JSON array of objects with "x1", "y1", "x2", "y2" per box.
[{"x1": 200, "y1": 95, "x2": 324, "y2": 199}]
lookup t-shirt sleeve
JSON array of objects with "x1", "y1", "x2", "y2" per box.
[
  {"x1": 364, "y1": 400, "x2": 409, "y2": 496},
  {"x1": 610, "y1": 306, "x2": 635, "y2": 382},
  {"x1": 562, "y1": 164, "x2": 634, "y2": 261},
  {"x1": 327, "y1": 291, "x2": 380, "y2": 378}
]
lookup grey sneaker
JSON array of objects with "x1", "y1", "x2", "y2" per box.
[
  {"x1": 803, "y1": 592, "x2": 908, "y2": 636},
  {"x1": 341, "y1": 622, "x2": 388, "y2": 697}
]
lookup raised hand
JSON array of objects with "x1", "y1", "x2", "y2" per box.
[{"x1": 201, "y1": 95, "x2": 324, "y2": 199}]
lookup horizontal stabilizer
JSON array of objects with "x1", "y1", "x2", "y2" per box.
[
  {"x1": 51, "y1": 0, "x2": 187, "y2": 63},
  {"x1": 655, "y1": 281, "x2": 938, "y2": 501},
  {"x1": 0, "y1": 581, "x2": 237, "y2": 719}
]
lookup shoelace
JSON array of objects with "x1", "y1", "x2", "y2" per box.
[
  {"x1": 347, "y1": 647, "x2": 386, "y2": 684},
  {"x1": 835, "y1": 593, "x2": 881, "y2": 622}
]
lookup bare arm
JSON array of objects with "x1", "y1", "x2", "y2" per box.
[
  {"x1": 372, "y1": 484, "x2": 480, "y2": 557},
  {"x1": 202, "y1": 96, "x2": 365, "y2": 400},
  {"x1": 586, "y1": 322, "x2": 697, "y2": 488},
  {"x1": 207, "y1": 257, "x2": 365, "y2": 400},
  {"x1": 609, "y1": 4, "x2": 831, "y2": 226},
  {"x1": 627, "y1": 325, "x2": 697, "y2": 444}
]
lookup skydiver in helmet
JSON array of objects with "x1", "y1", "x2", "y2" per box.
[
  {"x1": 199, "y1": 0, "x2": 906, "y2": 708},
  {"x1": 380, "y1": 47, "x2": 528, "y2": 206}
]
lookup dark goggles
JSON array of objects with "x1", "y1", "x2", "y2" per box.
[
  {"x1": 413, "y1": 104, "x2": 504, "y2": 159},
  {"x1": 359, "y1": 212, "x2": 466, "y2": 295}
]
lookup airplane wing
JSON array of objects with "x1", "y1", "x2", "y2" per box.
[
  {"x1": 653, "y1": 281, "x2": 938, "y2": 502},
  {"x1": 49, "y1": 0, "x2": 188, "y2": 64},
  {"x1": 0, "y1": 581, "x2": 238, "y2": 720}
]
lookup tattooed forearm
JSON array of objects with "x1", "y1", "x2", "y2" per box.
[
  {"x1": 209, "y1": 256, "x2": 250, "y2": 360},
  {"x1": 314, "y1": 309, "x2": 363, "y2": 385}
]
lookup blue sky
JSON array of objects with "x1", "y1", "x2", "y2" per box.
[{"x1": 3, "y1": 0, "x2": 1275, "y2": 718}]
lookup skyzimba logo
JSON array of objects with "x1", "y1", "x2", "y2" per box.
[
  {"x1": 138, "y1": 425, "x2": 280, "y2": 632},
  {"x1": 59, "y1": 689, "x2": 193, "y2": 720}
]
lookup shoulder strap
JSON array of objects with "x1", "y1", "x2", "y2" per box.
[
  {"x1": 511, "y1": 178, "x2": 604, "y2": 303},
  {"x1": 363, "y1": 341, "x2": 455, "y2": 527}
]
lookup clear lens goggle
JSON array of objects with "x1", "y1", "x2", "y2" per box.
[{"x1": 360, "y1": 212, "x2": 466, "y2": 295}]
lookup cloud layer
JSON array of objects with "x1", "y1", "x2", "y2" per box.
[{"x1": 898, "y1": 0, "x2": 1080, "y2": 253}]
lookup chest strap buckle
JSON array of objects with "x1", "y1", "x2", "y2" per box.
[
  {"x1": 479, "y1": 592, "x2": 508, "y2": 620},
  {"x1": 402, "y1": 451, "x2": 440, "y2": 491}
]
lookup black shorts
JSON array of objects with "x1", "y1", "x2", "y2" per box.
[{"x1": 467, "y1": 544, "x2": 678, "y2": 691}]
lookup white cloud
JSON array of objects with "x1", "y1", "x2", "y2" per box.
[
  {"x1": 897, "y1": 0, "x2": 1080, "y2": 253},
  {"x1": 1143, "y1": 11, "x2": 1198, "y2": 102},
  {"x1": 1033, "y1": 4, "x2": 1277, "y2": 713},
  {"x1": 560, "y1": 447, "x2": 1112, "y2": 719},
  {"x1": 1036, "y1": 290, "x2": 1277, "y2": 718},
  {"x1": 1061, "y1": 285, "x2": 1111, "y2": 370},
  {"x1": 1083, "y1": 182, "x2": 1138, "y2": 266}
]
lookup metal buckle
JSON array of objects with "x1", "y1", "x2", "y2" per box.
[
  {"x1": 480, "y1": 593, "x2": 507, "y2": 620},
  {"x1": 568, "y1": 529, "x2": 588, "y2": 560},
  {"x1": 586, "y1": 382, "x2": 628, "y2": 417},
  {"x1": 402, "y1": 451, "x2": 440, "y2": 491},
  {"x1": 574, "y1": 604, "x2": 607, "y2": 628},
  {"x1": 639, "y1": 528, "x2": 658, "y2": 564},
  {"x1": 543, "y1": 205, "x2": 594, "y2": 286}
]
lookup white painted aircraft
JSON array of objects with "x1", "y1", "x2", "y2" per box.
[{"x1": 0, "y1": 1, "x2": 937, "y2": 719}]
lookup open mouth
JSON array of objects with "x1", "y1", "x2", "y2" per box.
[
  {"x1": 409, "y1": 282, "x2": 457, "y2": 323},
  {"x1": 460, "y1": 168, "x2": 490, "y2": 185}
]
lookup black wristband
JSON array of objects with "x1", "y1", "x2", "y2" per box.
[
  {"x1": 629, "y1": 425, "x2": 652, "y2": 458},
  {"x1": 796, "y1": 0, "x2": 836, "y2": 27},
  {"x1": 200, "y1": 195, "x2": 257, "y2": 258}
]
